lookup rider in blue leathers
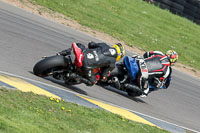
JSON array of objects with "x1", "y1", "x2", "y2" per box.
[{"x1": 122, "y1": 50, "x2": 178, "y2": 97}]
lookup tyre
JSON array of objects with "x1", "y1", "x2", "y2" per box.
[
  {"x1": 195, "y1": 9, "x2": 200, "y2": 19},
  {"x1": 194, "y1": 18, "x2": 200, "y2": 24},
  {"x1": 186, "y1": 0, "x2": 199, "y2": 6},
  {"x1": 159, "y1": 0, "x2": 171, "y2": 5},
  {"x1": 195, "y1": 12, "x2": 200, "y2": 19},
  {"x1": 33, "y1": 55, "x2": 69, "y2": 77},
  {"x1": 153, "y1": 1, "x2": 160, "y2": 6},
  {"x1": 171, "y1": 1, "x2": 184, "y2": 11},
  {"x1": 184, "y1": 3, "x2": 198, "y2": 12},
  {"x1": 197, "y1": 9, "x2": 200, "y2": 14},
  {"x1": 197, "y1": 2, "x2": 200, "y2": 8},
  {"x1": 170, "y1": 7, "x2": 183, "y2": 15},
  {"x1": 159, "y1": 3, "x2": 171, "y2": 10},
  {"x1": 172, "y1": 0, "x2": 186, "y2": 6},
  {"x1": 183, "y1": 14, "x2": 194, "y2": 20},
  {"x1": 183, "y1": 8, "x2": 196, "y2": 17},
  {"x1": 174, "y1": 0, "x2": 186, "y2": 5}
]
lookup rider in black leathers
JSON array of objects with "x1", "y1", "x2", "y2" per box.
[
  {"x1": 123, "y1": 50, "x2": 178, "y2": 97},
  {"x1": 58, "y1": 42, "x2": 125, "y2": 86}
]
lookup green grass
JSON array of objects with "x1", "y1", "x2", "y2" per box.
[
  {"x1": 28, "y1": 0, "x2": 200, "y2": 70},
  {"x1": 0, "y1": 88, "x2": 168, "y2": 133}
]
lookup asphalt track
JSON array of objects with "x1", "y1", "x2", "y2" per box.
[{"x1": 0, "y1": 1, "x2": 200, "y2": 132}]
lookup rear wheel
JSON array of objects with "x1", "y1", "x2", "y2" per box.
[{"x1": 33, "y1": 55, "x2": 70, "y2": 77}]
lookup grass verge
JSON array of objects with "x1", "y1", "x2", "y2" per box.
[
  {"x1": 28, "y1": 0, "x2": 200, "y2": 70},
  {"x1": 0, "y1": 88, "x2": 168, "y2": 133}
]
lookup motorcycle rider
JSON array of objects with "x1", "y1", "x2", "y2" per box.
[
  {"x1": 123, "y1": 50, "x2": 178, "y2": 97},
  {"x1": 58, "y1": 41, "x2": 125, "y2": 86}
]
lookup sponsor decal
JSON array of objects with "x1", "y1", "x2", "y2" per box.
[
  {"x1": 87, "y1": 53, "x2": 94, "y2": 59},
  {"x1": 109, "y1": 49, "x2": 116, "y2": 55},
  {"x1": 142, "y1": 69, "x2": 148, "y2": 72},
  {"x1": 93, "y1": 51, "x2": 99, "y2": 61},
  {"x1": 79, "y1": 54, "x2": 83, "y2": 63}
]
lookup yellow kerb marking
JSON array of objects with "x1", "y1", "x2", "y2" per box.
[
  {"x1": 0, "y1": 75, "x2": 60, "y2": 99},
  {"x1": 79, "y1": 95, "x2": 157, "y2": 127}
]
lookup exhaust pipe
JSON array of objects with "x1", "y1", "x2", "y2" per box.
[
  {"x1": 112, "y1": 77, "x2": 121, "y2": 90},
  {"x1": 112, "y1": 77, "x2": 118, "y2": 82}
]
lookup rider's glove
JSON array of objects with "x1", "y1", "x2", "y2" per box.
[
  {"x1": 132, "y1": 55, "x2": 138, "y2": 58},
  {"x1": 153, "y1": 78, "x2": 163, "y2": 88},
  {"x1": 132, "y1": 54, "x2": 142, "y2": 59}
]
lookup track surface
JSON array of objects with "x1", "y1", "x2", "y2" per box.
[{"x1": 0, "y1": 1, "x2": 200, "y2": 132}]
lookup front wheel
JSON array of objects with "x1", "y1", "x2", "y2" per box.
[{"x1": 33, "y1": 55, "x2": 70, "y2": 77}]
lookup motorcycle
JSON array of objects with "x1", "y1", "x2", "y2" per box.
[
  {"x1": 33, "y1": 48, "x2": 170, "y2": 97},
  {"x1": 33, "y1": 48, "x2": 101, "y2": 85},
  {"x1": 103, "y1": 56, "x2": 170, "y2": 97}
]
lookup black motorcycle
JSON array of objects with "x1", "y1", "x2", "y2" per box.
[{"x1": 33, "y1": 48, "x2": 101, "y2": 85}]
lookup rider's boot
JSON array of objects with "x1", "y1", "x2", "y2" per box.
[
  {"x1": 139, "y1": 78, "x2": 149, "y2": 97},
  {"x1": 124, "y1": 83, "x2": 143, "y2": 94},
  {"x1": 140, "y1": 88, "x2": 149, "y2": 97},
  {"x1": 80, "y1": 78, "x2": 94, "y2": 86},
  {"x1": 66, "y1": 72, "x2": 94, "y2": 86}
]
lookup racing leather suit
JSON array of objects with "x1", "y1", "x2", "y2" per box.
[
  {"x1": 123, "y1": 51, "x2": 171, "y2": 96},
  {"x1": 81, "y1": 42, "x2": 117, "y2": 85},
  {"x1": 143, "y1": 51, "x2": 171, "y2": 89},
  {"x1": 60, "y1": 42, "x2": 118, "y2": 86}
]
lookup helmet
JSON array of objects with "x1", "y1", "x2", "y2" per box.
[
  {"x1": 165, "y1": 50, "x2": 178, "y2": 66},
  {"x1": 113, "y1": 43, "x2": 125, "y2": 61}
]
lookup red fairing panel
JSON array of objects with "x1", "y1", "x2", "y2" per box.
[{"x1": 72, "y1": 43, "x2": 83, "y2": 68}]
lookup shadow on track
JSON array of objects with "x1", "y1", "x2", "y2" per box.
[
  {"x1": 100, "y1": 85, "x2": 147, "y2": 103},
  {"x1": 29, "y1": 71, "x2": 87, "y2": 95},
  {"x1": 45, "y1": 77, "x2": 88, "y2": 95},
  {"x1": 30, "y1": 71, "x2": 146, "y2": 103}
]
